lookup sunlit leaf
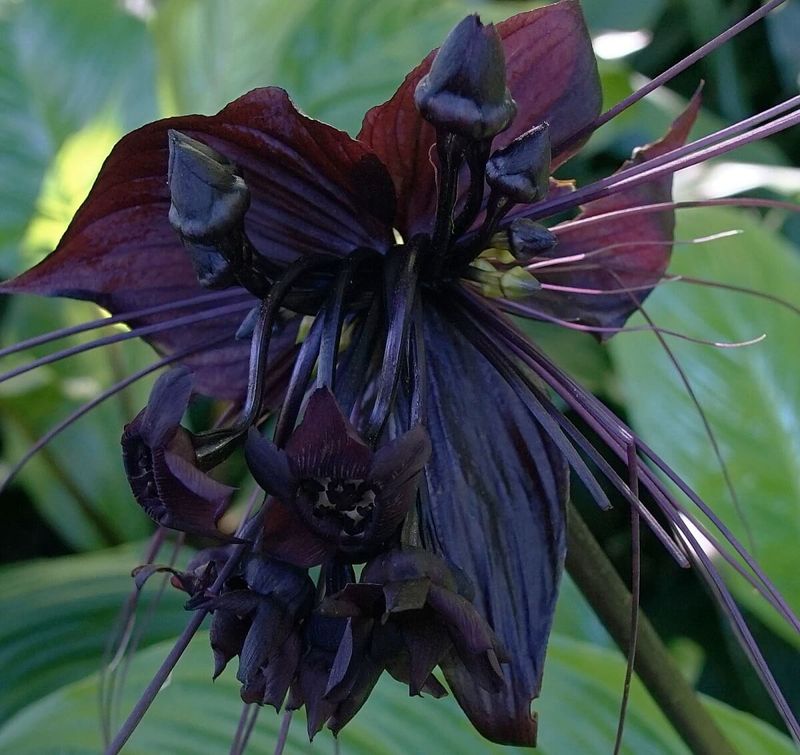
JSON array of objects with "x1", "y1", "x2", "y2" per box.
[{"x1": 612, "y1": 207, "x2": 800, "y2": 646}]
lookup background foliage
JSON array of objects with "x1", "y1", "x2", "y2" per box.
[{"x1": 0, "y1": 0, "x2": 798, "y2": 752}]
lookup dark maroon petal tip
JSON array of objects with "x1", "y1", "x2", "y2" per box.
[
  {"x1": 141, "y1": 366, "x2": 194, "y2": 447},
  {"x1": 261, "y1": 496, "x2": 333, "y2": 568},
  {"x1": 285, "y1": 387, "x2": 372, "y2": 479}
]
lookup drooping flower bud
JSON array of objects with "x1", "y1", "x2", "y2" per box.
[
  {"x1": 486, "y1": 123, "x2": 551, "y2": 203},
  {"x1": 121, "y1": 367, "x2": 235, "y2": 539},
  {"x1": 508, "y1": 218, "x2": 558, "y2": 260},
  {"x1": 318, "y1": 546, "x2": 507, "y2": 731},
  {"x1": 167, "y1": 130, "x2": 250, "y2": 240},
  {"x1": 167, "y1": 130, "x2": 250, "y2": 289},
  {"x1": 414, "y1": 15, "x2": 516, "y2": 141}
]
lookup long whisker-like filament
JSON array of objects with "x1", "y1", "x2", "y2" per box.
[
  {"x1": 632, "y1": 301, "x2": 755, "y2": 549},
  {"x1": 677, "y1": 275, "x2": 800, "y2": 317},
  {"x1": 497, "y1": 298, "x2": 766, "y2": 348},
  {"x1": 562, "y1": 0, "x2": 788, "y2": 145},
  {"x1": 0, "y1": 336, "x2": 231, "y2": 495},
  {"x1": 553, "y1": 198, "x2": 800, "y2": 236},
  {"x1": 527, "y1": 232, "x2": 742, "y2": 273},
  {"x1": 613, "y1": 444, "x2": 641, "y2": 755},
  {"x1": 532, "y1": 108, "x2": 800, "y2": 221},
  {"x1": 0, "y1": 288, "x2": 249, "y2": 359},
  {"x1": 0, "y1": 300, "x2": 254, "y2": 385}
]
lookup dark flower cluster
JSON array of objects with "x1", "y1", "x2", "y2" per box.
[{"x1": 5, "y1": 0, "x2": 799, "y2": 750}]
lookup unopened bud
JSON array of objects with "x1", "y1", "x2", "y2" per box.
[
  {"x1": 486, "y1": 123, "x2": 551, "y2": 203},
  {"x1": 508, "y1": 218, "x2": 557, "y2": 260},
  {"x1": 414, "y1": 15, "x2": 516, "y2": 140},
  {"x1": 167, "y1": 130, "x2": 250, "y2": 241},
  {"x1": 500, "y1": 267, "x2": 541, "y2": 298}
]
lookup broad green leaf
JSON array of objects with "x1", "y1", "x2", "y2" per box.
[
  {"x1": 0, "y1": 631, "x2": 792, "y2": 754},
  {"x1": 0, "y1": 0, "x2": 156, "y2": 274},
  {"x1": 1, "y1": 120, "x2": 164, "y2": 551},
  {"x1": 151, "y1": 0, "x2": 526, "y2": 134},
  {"x1": 611, "y1": 207, "x2": 800, "y2": 644},
  {"x1": 0, "y1": 544, "x2": 186, "y2": 723}
]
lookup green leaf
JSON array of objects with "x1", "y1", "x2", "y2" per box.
[
  {"x1": 0, "y1": 631, "x2": 793, "y2": 754},
  {"x1": 0, "y1": 544, "x2": 186, "y2": 723},
  {"x1": 611, "y1": 207, "x2": 800, "y2": 644},
  {"x1": 0, "y1": 0, "x2": 156, "y2": 274},
  {"x1": 151, "y1": 0, "x2": 505, "y2": 134}
]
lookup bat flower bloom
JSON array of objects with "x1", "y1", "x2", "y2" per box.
[
  {"x1": 245, "y1": 386, "x2": 431, "y2": 566},
  {"x1": 317, "y1": 548, "x2": 508, "y2": 731},
  {"x1": 172, "y1": 548, "x2": 316, "y2": 708},
  {"x1": 121, "y1": 366, "x2": 236, "y2": 539},
  {"x1": 3, "y1": 0, "x2": 799, "y2": 749}
]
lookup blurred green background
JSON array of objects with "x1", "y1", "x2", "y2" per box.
[{"x1": 0, "y1": 0, "x2": 798, "y2": 752}]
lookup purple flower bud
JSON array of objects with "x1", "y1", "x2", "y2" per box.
[
  {"x1": 486, "y1": 123, "x2": 551, "y2": 203},
  {"x1": 320, "y1": 547, "x2": 506, "y2": 718},
  {"x1": 508, "y1": 218, "x2": 558, "y2": 260},
  {"x1": 414, "y1": 15, "x2": 516, "y2": 140},
  {"x1": 167, "y1": 130, "x2": 250, "y2": 241}
]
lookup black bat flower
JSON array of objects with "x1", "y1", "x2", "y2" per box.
[{"x1": 3, "y1": 0, "x2": 799, "y2": 749}]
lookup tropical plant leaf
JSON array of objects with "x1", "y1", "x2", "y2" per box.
[
  {"x1": 0, "y1": 0, "x2": 156, "y2": 274},
  {"x1": 611, "y1": 207, "x2": 800, "y2": 646},
  {"x1": 0, "y1": 543, "x2": 186, "y2": 722},
  {"x1": 0, "y1": 630, "x2": 793, "y2": 754}
]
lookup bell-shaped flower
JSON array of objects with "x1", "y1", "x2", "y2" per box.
[
  {"x1": 121, "y1": 367, "x2": 235, "y2": 539},
  {"x1": 245, "y1": 387, "x2": 431, "y2": 567},
  {"x1": 193, "y1": 552, "x2": 315, "y2": 708},
  {"x1": 319, "y1": 547, "x2": 507, "y2": 735}
]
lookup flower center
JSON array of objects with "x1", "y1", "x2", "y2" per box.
[{"x1": 299, "y1": 476, "x2": 376, "y2": 535}]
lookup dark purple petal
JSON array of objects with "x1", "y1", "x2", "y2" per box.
[
  {"x1": 140, "y1": 367, "x2": 193, "y2": 447},
  {"x1": 382, "y1": 577, "x2": 431, "y2": 614},
  {"x1": 362, "y1": 547, "x2": 458, "y2": 592},
  {"x1": 426, "y1": 584, "x2": 502, "y2": 660},
  {"x1": 369, "y1": 425, "x2": 431, "y2": 490},
  {"x1": 237, "y1": 599, "x2": 292, "y2": 702},
  {"x1": 286, "y1": 387, "x2": 373, "y2": 480},
  {"x1": 245, "y1": 428, "x2": 295, "y2": 501},
  {"x1": 325, "y1": 620, "x2": 385, "y2": 735},
  {"x1": 536, "y1": 91, "x2": 702, "y2": 332},
  {"x1": 261, "y1": 496, "x2": 333, "y2": 568},
  {"x1": 262, "y1": 630, "x2": 302, "y2": 711},
  {"x1": 397, "y1": 619, "x2": 452, "y2": 696},
  {"x1": 419, "y1": 303, "x2": 568, "y2": 746},
  {"x1": 3, "y1": 87, "x2": 393, "y2": 397},
  {"x1": 358, "y1": 0, "x2": 600, "y2": 235},
  {"x1": 210, "y1": 609, "x2": 250, "y2": 679},
  {"x1": 290, "y1": 615, "x2": 344, "y2": 739},
  {"x1": 318, "y1": 583, "x2": 386, "y2": 618}
]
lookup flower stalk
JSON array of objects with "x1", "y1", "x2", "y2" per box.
[{"x1": 565, "y1": 502, "x2": 739, "y2": 755}]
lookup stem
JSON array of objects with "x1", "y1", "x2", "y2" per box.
[{"x1": 565, "y1": 502, "x2": 739, "y2": 755}]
